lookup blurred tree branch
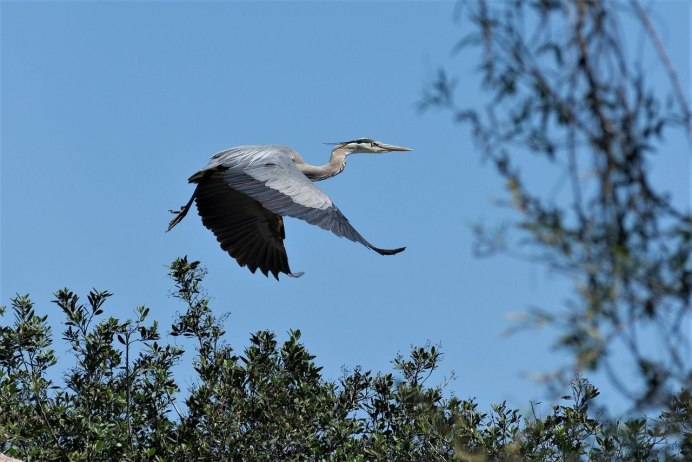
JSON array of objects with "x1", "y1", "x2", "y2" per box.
[
  {"x1": 421, "y1": 0, "x2": 691, "y2": 409},
  {"x1": 2, "y1": 259, "x2": 690, "y2": 459}
]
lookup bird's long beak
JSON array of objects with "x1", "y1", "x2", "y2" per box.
[{"x1": 380, "y1": 143, "x2": 412, "y2": 152}]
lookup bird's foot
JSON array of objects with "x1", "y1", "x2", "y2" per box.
[{"x1": 166, "y1": 205, "x2": 191, "y2": 232}]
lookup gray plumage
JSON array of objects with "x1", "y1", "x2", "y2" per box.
[{"x1": 167, "y1": 139, "x2": 412, "y2": 279}]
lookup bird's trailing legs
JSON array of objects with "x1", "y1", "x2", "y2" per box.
[{"x1": 167, "y1": 191, "x2": 196, "y2": 232}]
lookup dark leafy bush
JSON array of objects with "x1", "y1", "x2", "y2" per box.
[{"x1": 0, "y1": 258, "x2": 689, "y2": 461}]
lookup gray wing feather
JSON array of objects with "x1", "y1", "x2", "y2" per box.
[{"x1": 218, "y1": 149, "x2": 401, "y2": 254}]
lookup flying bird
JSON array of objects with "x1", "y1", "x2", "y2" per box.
[{"x1": 167, "y1": 138, "x2": 412, "y2": 279}]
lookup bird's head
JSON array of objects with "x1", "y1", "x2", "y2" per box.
[{"x1": 330, "y1": 138, "x2": 412, "y2": 154}]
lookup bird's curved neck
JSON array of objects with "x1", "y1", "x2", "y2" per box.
[{"x1": 298, "y1": 146, "x2": 350, "y2": 181}]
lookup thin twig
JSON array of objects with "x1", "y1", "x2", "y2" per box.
[{"x1": 631, "y1": 0, "x2": 692, "y2": 137}]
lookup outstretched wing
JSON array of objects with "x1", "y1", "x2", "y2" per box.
[
  {"x1": 194, "y1": 169, "x2": 300, "y2": 279},
  {"x1": 214, "y1": 146, "x2": 405, "y2": 256}
]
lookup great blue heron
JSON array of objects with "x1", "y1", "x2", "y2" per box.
[{"x1": 167, "y1": 138, "x2": 412, "y2": 279}]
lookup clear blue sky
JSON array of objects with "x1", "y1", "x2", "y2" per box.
[{"x1": 2, "y1": 1, "x2": 689, "y2": 415}]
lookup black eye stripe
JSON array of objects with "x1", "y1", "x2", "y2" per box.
[{"x1": 333, "y1": 138, "x2": 377, "y2": 148}]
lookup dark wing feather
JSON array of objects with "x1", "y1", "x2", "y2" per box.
[{"x1": 194, "y1": 170, "x2": 298, "y2": 279}]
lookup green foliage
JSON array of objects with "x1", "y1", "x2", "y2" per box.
[{"x1": 0, "y1": 258, "x2": 689, "y2": 460}]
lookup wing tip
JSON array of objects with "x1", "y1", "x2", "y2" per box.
[
  {"x1": 268, "y1": 269, "x2": 303, "y2": 280},
  {"x1": 373, "y1": 246, "x2": 406, "y2": 256}
]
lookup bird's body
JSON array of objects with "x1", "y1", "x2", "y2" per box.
[{"x1": 168, "y1": 139, "x2": 411, "y2": 279}]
